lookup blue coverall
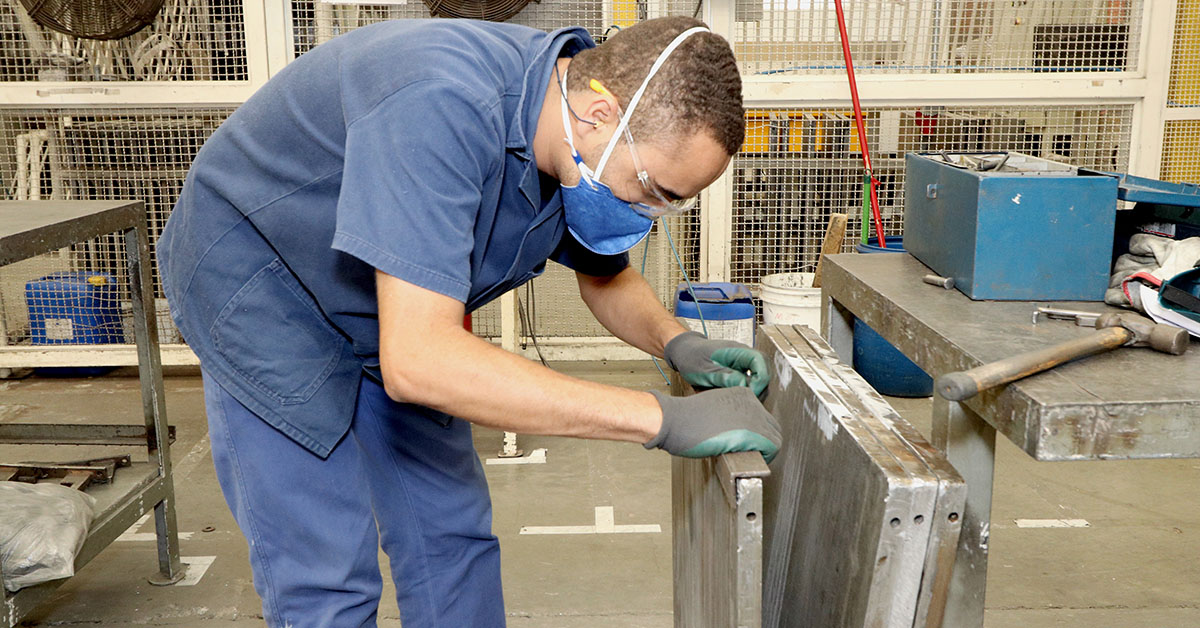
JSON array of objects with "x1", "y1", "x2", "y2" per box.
[{"x1": 159, "y1": 19, "x2": 628, "y2": 627}]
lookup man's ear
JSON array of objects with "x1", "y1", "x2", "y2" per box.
[
  {"x1": 570, "y1": 95, "x2": 617, "y2": 152},
  {"x1": 580, "y1": 94, "x2": 618, "y2": 131}
]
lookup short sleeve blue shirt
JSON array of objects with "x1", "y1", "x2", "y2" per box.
[{"x1": 158, "y1": 20, "x2": 627, "y2": 457}]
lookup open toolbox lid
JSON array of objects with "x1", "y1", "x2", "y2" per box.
[{"x1": 1079, "y1": 169, "x2": 1200, "y2": 207}]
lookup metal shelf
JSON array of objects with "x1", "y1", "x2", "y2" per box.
[{"x1": 1, "y1": 199, "x2": 183, "y2": 627}]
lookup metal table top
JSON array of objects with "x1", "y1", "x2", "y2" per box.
[
  {"x1": 823, "y1": 252, "x2": 1200, "y2": 461},
  {"x1": 0, "y1": 200, "x2": 143, "y2": 266}
]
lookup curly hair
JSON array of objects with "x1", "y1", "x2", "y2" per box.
[{"x1": 566, "y1": 16, "x2": 745, "y2": 155}]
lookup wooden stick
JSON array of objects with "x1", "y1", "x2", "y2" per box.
[{"x1": 812, "y1": 213, "x2": 848, "y2": 289}]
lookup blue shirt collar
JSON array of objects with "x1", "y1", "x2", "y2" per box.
[{"x1": 506, "y1": 27, "x2": 595, "y2": 157}]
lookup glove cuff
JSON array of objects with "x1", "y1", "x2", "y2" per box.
[
  {"x1": 663, "y1": 330, "x2": 706, "y2": 372},
  {"x1": 644, "y1": 390, "x2": 676, "y2": 450}
]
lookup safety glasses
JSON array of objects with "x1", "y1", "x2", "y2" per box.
[{"x1": 619, "y1": 122, "x2": 699, "y2": 218}]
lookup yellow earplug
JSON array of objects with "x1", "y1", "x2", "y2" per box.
[{"x1": 589, "y1": 79, "x2": 615, "y2": 99}]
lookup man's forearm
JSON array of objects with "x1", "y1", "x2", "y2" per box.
[
  {"x1": 577, "y1": 266, "x2": 688, "y2": 358},
  {"x1": 377, "y1": 271, "x2": 663, "y2": 443}
]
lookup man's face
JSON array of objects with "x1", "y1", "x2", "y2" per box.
[{"x1": 578, "y1": 127, "x2": 731, "y2": 213}]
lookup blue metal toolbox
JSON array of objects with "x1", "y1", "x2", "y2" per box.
[{"x1": 902, "y1": 152, "x2": 1118, "y2": 301}]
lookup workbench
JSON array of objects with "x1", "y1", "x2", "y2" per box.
[
  {"x1": 821, "y1": 252, "x2": 1200, "y2": 628},
  {"x1": 1, "y1": 200, "x2": 184, "y2": 627}
]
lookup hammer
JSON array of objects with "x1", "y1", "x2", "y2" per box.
[{"x1": 937, "y1": 312, "x2": 1189, "y2": 402}]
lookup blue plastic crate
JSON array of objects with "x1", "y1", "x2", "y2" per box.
[{"x1": 26, "y1": 271, "x2": 123, "y2": 345}]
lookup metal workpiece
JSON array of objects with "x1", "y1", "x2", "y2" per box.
[
  {"x1": 759, "y1": 325, "x2": 962, "y2": 628},
  {"x1": 922, "y1": 274, "x2": 954, "y2": 290},
  {"x1": 786, "y1": 325, "x2": 965, "y2": 628},
  {"x1": 822, "y1": 253, "x2": 1200, "y2": 461},
  {"x1": 671, "y1": 382, "x2": 769, "y2": 628}
]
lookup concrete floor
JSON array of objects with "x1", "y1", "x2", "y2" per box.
[{"x1": 3, "y1": 361, "x2": 1199, "y2": 627}]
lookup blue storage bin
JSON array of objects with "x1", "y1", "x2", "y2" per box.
[
  {"x1": 26, "y1": 272, "x2": 123, "y2": 345},
  {"x1": 674, "y1": 282, "x2": 756, "y2": 346},
  {"x1": 850, "y1": 237, "x2": 933, "y2": 397}
]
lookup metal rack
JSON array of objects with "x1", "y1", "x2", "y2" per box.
[{"x1": 0, "y1": 199, "x2": 183, "y2": 626}]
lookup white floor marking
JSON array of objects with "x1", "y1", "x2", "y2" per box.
[
  {"x1": 175, "y1": 556, "x2": 216, "y2": 586},
  {"x1": 486, "y1": 448, "x2": 547, "y2": 465},
  {"x1": 116, "y1": 514, "x2": 194, "y2": 542},
  {"x1": 172, "y1": 433, "x2": 212, "y2": 480},
  {"x1": 519, "y1": 506, "x2": 661, "y2": 535},
  {"x1": 1015, "y1": 518, "x2": 1090, "y2": 528}
]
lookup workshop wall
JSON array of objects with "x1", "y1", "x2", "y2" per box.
[
  {"x1": 0, "y1": 0, "x2": 1184, "y2": 362},
  {"x1": 1163, "y1": 1, "x2": 1200, "y2": 184}
]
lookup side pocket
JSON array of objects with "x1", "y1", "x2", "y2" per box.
[{"x1": 211, "y1": 259, "x2": 344, "y2": 405}]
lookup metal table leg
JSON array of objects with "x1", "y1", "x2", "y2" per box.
[
  {"x1": 822, "y1": 295, "x2": 855, "y2": 361},
  {"x1": 124, "y1": 225, "x2": 184, "y2": 586},
  {"x1": 931, "y1": 395, "x2": 996, "y2": 628}
]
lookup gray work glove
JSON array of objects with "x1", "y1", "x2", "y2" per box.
[
  {"x1": 664, "y1": 331, "x2": 770, "y2": 398},
  {"x1": 645, "y1": 388, "x2": 782, "y2": 463}
]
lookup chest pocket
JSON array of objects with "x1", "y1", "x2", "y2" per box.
[
  {"x1": 211, "y1": 258, "x2": 344, "y2": 405},
  {"x1": 508, "y1": 214, "x2": 562, "y2": 282},
  {"x1": 472, "y1": 211, "x2": 564, "y2": 310}
]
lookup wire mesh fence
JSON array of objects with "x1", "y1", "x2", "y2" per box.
[
  {"x1": 1162, "y1": 120, "x2": 1200, "y2": 184},
  {"x1": 0, "y1": 106, "x2": 231, "y2": 345},
  {"x1": 0, "y1": 0, "x2": 249, "y2": 82},
  {"x1": 0, "y1": 230, "x2": 177, "y2": 348},
  {"x1": 1169, "y1": 0, "x2": 1200, "y2": 107},
  {"x1": 730, "y1": 104, "x2": 1134, "y2": 289},
  {"x1": 523, "y1": 212, "x2": 700, "y2": 339},
  {"x1": 734, "y1": 0, "x2": 1140, "y2": 76},
  {"x1": 289, "y1": 0, "x2": 699, "y2": 57}
]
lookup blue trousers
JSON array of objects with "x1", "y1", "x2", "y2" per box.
[{"x1": 202, "y1": 370, "x2": 505, "y2": 627}]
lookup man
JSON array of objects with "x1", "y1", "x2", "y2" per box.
[{"x1": 159, "y1": 14, "x2": 780, "y2": 628}]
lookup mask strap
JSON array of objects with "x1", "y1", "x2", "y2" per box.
[
  {"x1": 560, "y1": 67, "x2": 599, "y2": 187},
  {"x1": 593, "y1": 26, "x2": 710, "y2": 178}
]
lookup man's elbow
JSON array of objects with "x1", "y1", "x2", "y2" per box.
[{"x1": 380, "y1": 363, "x2": 432, "y2": 406}]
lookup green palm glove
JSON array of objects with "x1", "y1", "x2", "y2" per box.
[
  {"x1": 645, "y1": 388, "x2": 782, "y2": 463},
  {"x1": 663, "y1": 331, "x2": 770, "y2": 397}
]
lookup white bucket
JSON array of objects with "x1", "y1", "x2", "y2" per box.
[{"x1": 760, "y1": 272, "x2": 822, "y2": 331}]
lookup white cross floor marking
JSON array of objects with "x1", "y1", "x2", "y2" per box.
[
  {"x1": 174, "y1": 556, "x2": 216, "y2": 586},
  {"x1": 116, "y1": 514, "x2": 194, "y2": 542},
  {"x1": 485, "y1": 448, "x2": 547, "y2": 465},
  {"x1": 519, "y1": 506, "x2": 661, "y2": 535},
  {"x1": 1014, "y1": 518, "x2": 1090, "y2": 528}
]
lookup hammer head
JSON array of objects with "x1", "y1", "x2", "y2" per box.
[{"x1": 1095, "y1": 312, "x2": 1190, "y2": 355}]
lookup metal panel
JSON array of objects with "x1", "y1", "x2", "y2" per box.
[
  {"x1": 672, "y1": 372, "x2": 769, "y2": 628},
  {"x1": 790, "y1": 324, "x2": 966, "y2": 628},
  {"x1": 759, "y1": 323, "x2": 944, "y2": 628},
  {"x1": 672, "y1": 453, "x2": 768, "y2": 628}
]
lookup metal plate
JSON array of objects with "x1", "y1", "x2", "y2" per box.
[
  {"x1": 760, "y1": 324, "x2": 940, "y2": 628},
  {"x1": 791, "y1": 325, "x2": 966, "y2": 628}
]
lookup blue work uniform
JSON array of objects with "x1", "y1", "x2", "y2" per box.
[{"x1": 158, "y1": 19, "x2": 626, "y2": 628}]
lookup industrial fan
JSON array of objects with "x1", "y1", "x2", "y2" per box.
[
  {"x1": 423, "y1": 0, "x2": 534, "y2": 23},
  {"x1": 18, "y1": 0, "x2": 165, "y2": 40}
]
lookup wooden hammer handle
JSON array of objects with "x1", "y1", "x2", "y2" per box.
[{"x1": 936, "y1": 326, "x2": 1133, "y2": 401}]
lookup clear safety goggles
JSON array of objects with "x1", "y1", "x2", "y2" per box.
[{"x1": 619, "y1": 121, "x2": 699, "y2": 218}]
